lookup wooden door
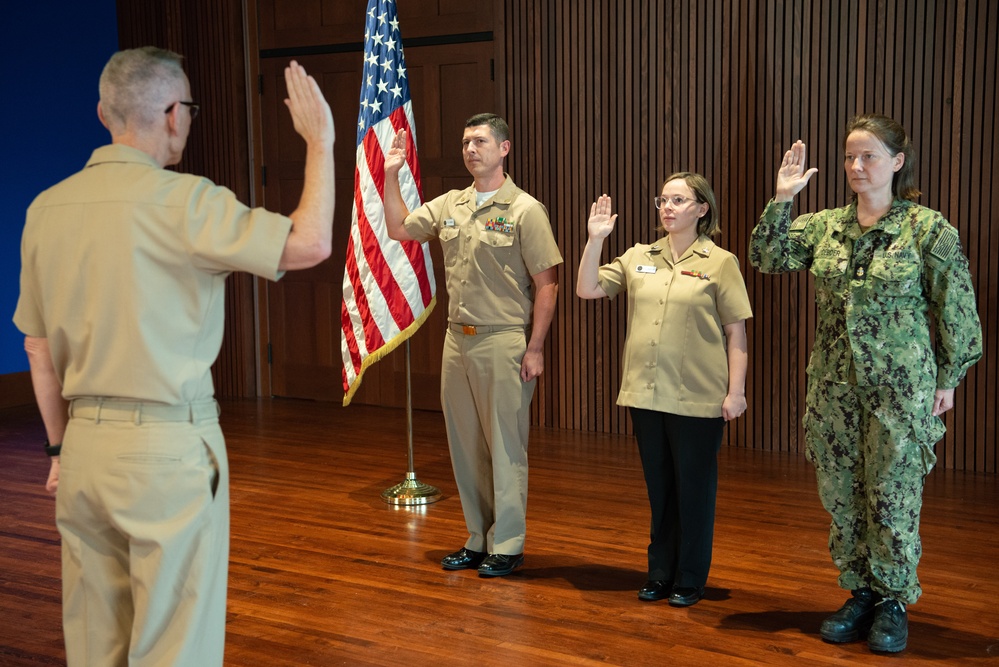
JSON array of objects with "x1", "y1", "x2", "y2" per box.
[{"x1": 257, "y1": 3, "x2": 498, "y2": 407}]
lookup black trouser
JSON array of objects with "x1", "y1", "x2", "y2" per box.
[{"x1": 629, "y1": 407, "x2": 725, "y2": 587}]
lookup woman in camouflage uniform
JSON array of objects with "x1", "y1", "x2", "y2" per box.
[{"x1": 749, "y1": 114, "x2": 982, "y2": 654}]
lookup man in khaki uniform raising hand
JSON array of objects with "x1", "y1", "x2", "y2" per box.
[
  {"x1": 15, "y1": 46, "x2": 335, "y2": 666},
  {"x1": 383, "y1": 113, "x2": 562, "y2": 577}
]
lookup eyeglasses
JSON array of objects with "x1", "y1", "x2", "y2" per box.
[
  {"x1": 654, "y1": 195, "x2": 698, "y2": 209},
  {"x1": 165, "y1": 101, "x2": 200, "y2": 119}
]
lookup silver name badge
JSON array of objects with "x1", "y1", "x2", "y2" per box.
[
  {"x1": 636, "y1": 265, "x2": 657, "y2": 274},
  {"x1": 444, "y1": 218, "x2": 456, "y2": 227}
]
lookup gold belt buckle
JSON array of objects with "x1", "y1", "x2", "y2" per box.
[{"x1": 462, "y1": 324, "x2": 477, "y2": 335}]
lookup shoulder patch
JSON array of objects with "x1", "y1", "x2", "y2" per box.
[
  {"x1": 789, "y1": 213, "x2": 812, "y2": 234},
  {"x1": 930, "y1": 227, "x2": 959, "y2": 262}
]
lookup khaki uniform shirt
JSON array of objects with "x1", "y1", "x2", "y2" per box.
[
  {"x1": 750, "y1": 199, "x2": 982, "y2": 389},
  {"x1": 598, "y1": 235, "x2": 753, "y2": 418},
  {"x1": 14, "y1": 144, "x2": 292, "y2": 404},
  {"x1": 403, "y1": 174, "x2": 562, "y2": 325}
]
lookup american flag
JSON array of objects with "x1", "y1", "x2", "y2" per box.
[{"x1": 341, "y1": 0, "x2": 436, "y2": 405}]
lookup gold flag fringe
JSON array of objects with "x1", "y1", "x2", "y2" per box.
[{"x1": 342, "y1": 295, "x2": 437, "y2": 406}]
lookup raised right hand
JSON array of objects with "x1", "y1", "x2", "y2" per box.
[
  {"x1": 283, "y1": 60, "x2": 335, "y2": 149},
  {"x1": 775, "y1": 140, "x2": 818, "y2": 202},
  {"x1": 384, "y1": 129, "x2": 408, "y2": 175},
  {"x1": 588, "y1": 194, "x2": 618, "y2": 240}
]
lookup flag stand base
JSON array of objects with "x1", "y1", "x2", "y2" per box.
[
  {"x1": 381, "y1": 471, "x2": 442, "y2": 505},
  {"x1": 380, "y1": 341, "x2": 441, "y2": 505}
]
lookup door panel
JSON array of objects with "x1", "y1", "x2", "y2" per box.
[{"x1": 257, "y1": 0, "x2": 492, "y2": 49}]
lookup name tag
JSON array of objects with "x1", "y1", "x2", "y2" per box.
[
  {"x1": 636, "y1": 265, "x2": 657, "y2": 274},
  {"x1": 444, "y1": 218, "x2": 456, "y2": 227}
]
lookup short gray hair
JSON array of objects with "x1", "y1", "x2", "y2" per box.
[{"x1": 99, "y1": 46, "x2": 186, "y2": 133}]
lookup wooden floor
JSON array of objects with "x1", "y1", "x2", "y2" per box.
[{"x1": 1, "y1": 399, "x2": 997, "y2": 666}]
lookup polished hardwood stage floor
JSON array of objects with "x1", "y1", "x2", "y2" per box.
[{"x1": 1, "y1": 398, "x2": 997, "y2": 666}]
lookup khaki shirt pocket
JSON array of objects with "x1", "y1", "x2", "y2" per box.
[
  {"x1": 439, "y1": 226, "x2": 460, "y2": 267},
  {"x1": 478, "y1": 229, "x2": 515, "y2": 248},
  {"x1": 478, "y1": 229, "x2": 518, "y2": 270}
]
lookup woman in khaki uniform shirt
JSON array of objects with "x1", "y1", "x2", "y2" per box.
[{"x1": 577, "y1": 173, "x2": 752, "y2": 607}]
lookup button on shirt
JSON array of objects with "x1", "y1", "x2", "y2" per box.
[
  {"x1": 597, "y1": 235, "x2": 753, "y2": 417},
  {"x1": 403, "y1": 174, "x2": 562, "y2": 325}
]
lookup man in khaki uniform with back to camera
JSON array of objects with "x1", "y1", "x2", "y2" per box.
[
  {"x1": 382, "y1": 113, "x2": 562, "y2": 577},
  {"x1": 14, "y1": 46, "x2": 335, "y2": 666}
]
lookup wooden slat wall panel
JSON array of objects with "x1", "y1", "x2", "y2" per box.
[
  {"x1": 115, "y1": 0, "x2": 996, "y2": 471},
  {"x1": 116, "y1": 0, "x2": 258, "y2": 398},
  {"x1": 502, "y1": 0, "x2": 997, "y2": 471}
]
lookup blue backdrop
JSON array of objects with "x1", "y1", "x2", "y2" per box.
[{"x1": 0, "y1": 3, "x2": 118, "y2": 374}]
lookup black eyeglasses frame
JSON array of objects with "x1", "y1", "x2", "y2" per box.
[{"x1": 165, "y1": 101, "x2": 200, "y2": 119}]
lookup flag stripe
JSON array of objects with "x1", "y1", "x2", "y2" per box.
[
  {"x1": 388, "y1": 107, "x2": 433, "y2": 306},
  {"x1": 356, "y1": 133, "x2": 415, "y2": 328},
  {"x1": 357, "y1": 119, "x2": 432, "y2": 314},
  {"x1": 346, "y1": 192, "x2": 389, "y2": 351},
  {"x1": 352, "y1": 135, "x2": 427, "y2": 325}
]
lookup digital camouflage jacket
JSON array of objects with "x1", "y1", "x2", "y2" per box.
[{"x1": 750, "y1": 198, "x2": 982, "y2": 389}]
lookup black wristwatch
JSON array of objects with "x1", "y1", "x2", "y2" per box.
[{"x1": 44, "y1": 439, "x2": 62, "y2": 457}]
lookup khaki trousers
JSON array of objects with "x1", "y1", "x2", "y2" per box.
[
  {"x1": 57, "y1": 399, "x2": 228, "y2": 666},
  {"x1": 441, "y1": 327, "x2": 535, "y2": 555}
]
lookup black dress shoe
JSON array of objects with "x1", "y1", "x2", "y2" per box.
[
  {"x1": 867, "y1": 599, "x2": 907, "y2": 653},
  {"x1": 441, "y1": 547, "x2": 487, "y2": 570},
  {"x1": 820, "y1": 588, "x2": 879, "y2": 643},
  {"x1": 668, "y1": 586, "x2": 705, "y2": 607},
  {"x1": 477, "y1": 553, "x2": 524, "y2": 577},
  {"x1": 638, "y1": 580, "x2": 672, "y2": 601}
]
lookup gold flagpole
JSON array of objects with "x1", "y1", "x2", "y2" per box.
[{"x1": 381, "y1": 339, "x2": 441, "y2": 505}]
